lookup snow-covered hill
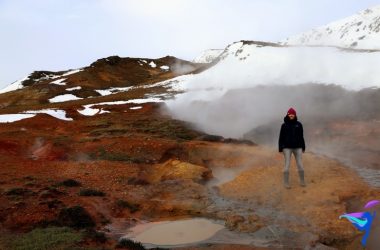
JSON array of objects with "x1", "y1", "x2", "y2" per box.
[
  {"x1": 184, "y1": 41, "x2": 380, "y2": 92},
  {"x1": 281, "y1": 5, "x2": 380, "y2": 50},
  {"x1": 166, "y1": 40, "x2": 380, "y2": 137},
  {"x1": 192, "y1": 49, "x2": 223, "y2": 63}
]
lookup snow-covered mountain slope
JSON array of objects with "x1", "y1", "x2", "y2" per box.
[
  {"x1": 193, "y1": 49, "x2": 224, "y2": 63},
  {"x1": 0, "y1": 75, "x2": 30, "y2": 94},
  {"x1": 183, "y1": 41, "x2": 380, "y2": 92},
  {"x1": 281, "y1": 5, "x2": 380, "y2": 49},
  {"x1": 166, "y1": 40, "x2": 380, "y2": 138}
]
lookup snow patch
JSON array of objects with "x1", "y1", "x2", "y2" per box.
[
  {"x1": 129, "y1": 106, "x2": 142, "y2": 110},
  {"x1": 23, "y1": 109, "x2": 73, "y2": 121},
  {"x1": 50, "y1": 78, "x2": 66, "y2": 86},
  {"x1": 62, "y1": 68, "x2": 83, "y2": 76},
  {"x1": 77, "y1": 105, "x2": 101, "y2": 116},
  {"x1": 138, "y1": 60, "x2": 147, "y2": 66},
  {"x1": 95, "y1": 86, "x2": 133, "y2": 96},
  {"x1": 49, "y1": 94, "x2": 83, "y2": 103},
  {"x1": 0, "y1": 109, "x2": 73, "y2": 123},
  {"x1": 149, "y1": 61, "x2": 157, "y2": 68},
  {"x1": 160, "y1": 65, "x2": 170, "y2": 70},
  {"x1": 0, "y1": 114, "x2": 36, "y2": 123},
  {"x1": 77, "y1": 98, "x2": 162, "y2": 116},
  {"x1": 99, "y1": 109, "x2": 110, "y2": 114},
  {"x1": 91, "y1": 98, "x2": 164, "y2": 106},
  {"x1": 66, "y1": 86, "x2": 82, "y2": 91},
  {"x1": 146, "y1": 74, "x2": 192, "y2": 92}
]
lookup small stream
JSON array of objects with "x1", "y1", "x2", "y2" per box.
[{"x1": 311, "y1": 149, "x2": 380, "y2": 188}]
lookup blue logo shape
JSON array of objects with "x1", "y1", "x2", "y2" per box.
[{"x1": 339, "y1": 200, "x2": 379, "y2": 247}]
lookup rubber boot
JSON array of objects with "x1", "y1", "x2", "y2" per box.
[
  {"x1": 283, "y1": 171, "x2": 290, "y2": 189},
  {"x1": 298, "y1": 170, "x2": 306, "y2": 187}
]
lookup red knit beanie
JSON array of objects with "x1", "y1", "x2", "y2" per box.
[{"x1": 287, "y1": 107, "x2": 296, "y2": 115}]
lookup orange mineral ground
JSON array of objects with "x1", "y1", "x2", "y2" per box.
[{"x1": 0, "y1": 55, "x2": 379, "y2": 250}]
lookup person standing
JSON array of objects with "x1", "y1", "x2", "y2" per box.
[{"x1": 278, "y1": 107, "x2": 306, "y2": 189}]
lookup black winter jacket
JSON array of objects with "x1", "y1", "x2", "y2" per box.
[{"x1": 278, "y1": 116, "x2": 305, "y2": 152}]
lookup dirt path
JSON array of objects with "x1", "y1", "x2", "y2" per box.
[{"x1": 215, "y1": 146, "x2": 380, "y2": 248}]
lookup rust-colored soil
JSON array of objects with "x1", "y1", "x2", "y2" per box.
[
  {"x1": 0, "y1": 100, "x2": 378, "y2": 249},
  {"x1": 0, "y1": 56, "x2": 378, "y2": 249}
]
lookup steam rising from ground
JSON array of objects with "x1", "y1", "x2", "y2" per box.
[
  {"x1": 165, "y1": 43, "x2": 380, "y2": 138},
  {"x1": 163, "y1": 43, "x2": 380, "y2": 188},
  {"x1": 171, "y1": 61, "x2": 196, "y2": 75}
]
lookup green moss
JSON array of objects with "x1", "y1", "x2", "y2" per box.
[
  {"x1": 90, "y1": 147, "x2": 142, "y2": 163},
  {"x1": 53, "y1": 135, "x2": 70, "y2": 146},
  {"x1": 132, "y1": 118, "x2": 200, "y2": 141},
  {"x1": 8, "y1": 227, "x2": 82, "y2": 250}
]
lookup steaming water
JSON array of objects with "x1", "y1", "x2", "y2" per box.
[
  {"x1": 207, "y1": 165, "x2": 250, "y2": 186},
  {"x1": 122, "y1": 218, "x2": 224, "y2": 248},
  {"x1": 164, "y1": 83, "x2": 380, "y2": 188},
  {"x1": 120, "y1": 217, "x2": 309, "y2": 248},
  {"x1": 126, "y1": 218, "x2": 223, "y2": 245}
]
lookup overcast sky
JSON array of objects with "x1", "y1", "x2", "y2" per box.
[{"x1": 1, "y1": 0, "x2": 379, "y2": 88}]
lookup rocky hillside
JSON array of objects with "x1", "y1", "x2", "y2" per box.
[
  {"x1": 0, "y1": 49, "x2": 378, "y2": 249},
  {"x1": 0, "y1": 56, "x2": 209, "y2": 110},
  {"x1": 1, "y1": 5, "x2": 380, "y2": 249}
]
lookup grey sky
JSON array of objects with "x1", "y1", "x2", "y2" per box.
[{"x1": 1, "y1": 0, "x2": 379, "y2": 88}]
